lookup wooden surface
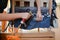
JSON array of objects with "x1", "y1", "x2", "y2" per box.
[
  {"x1": 20, "y1": 31, "x2": 55, "y2": 40},
  {"x1": 0, "y1": 31, "x2": 55, "y2": 40},
  {"x1": 19, "y1": 31, "x2": 54, "y2": 38},
  {"x1": 21, "y1": 38, "x2": 54, "y2": 40}
]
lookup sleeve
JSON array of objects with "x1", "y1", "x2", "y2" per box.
[{"x1": 4, "y1": 0, "x2": 11, "y2": 13}]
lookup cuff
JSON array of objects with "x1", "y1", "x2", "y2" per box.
[{"x1": 4, "y1": 7, "x2": 10, "y2": 13}]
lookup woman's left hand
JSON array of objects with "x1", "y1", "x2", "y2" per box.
[{"x1": 36, "y1": 11, "x2": 43, "y2": 21}]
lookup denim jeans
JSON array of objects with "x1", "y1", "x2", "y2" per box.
[
  {"x1": 25, "y1": 14, "x2": 51, "y2": 30},
  {"x1": 10, "y1": 13, "x2": 50, "y2": 30},
  {"x1": 10, "y1": 7, "x2": 51, "y2": 29}
]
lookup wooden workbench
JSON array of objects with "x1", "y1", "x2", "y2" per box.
[{"x1": 0, "y1": 31, "x2": 55, "y2": 40}]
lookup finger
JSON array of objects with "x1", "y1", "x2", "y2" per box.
[{"x1": 38, "y1": 16, "x2": 42, "y2": 20}]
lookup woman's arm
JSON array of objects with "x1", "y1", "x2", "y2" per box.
[
  {"x1": 36, "y1": 0, "x2": 42, "y2": 21},
  {"x1": 48, "y1": 0, "x2": 52, "y2": 15},
  {"x1": 36, "y1": 0, "x2": 41, "y2": 11}
]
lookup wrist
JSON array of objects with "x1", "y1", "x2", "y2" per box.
[
  {"x1": 3, "y1": 11, "x2": 7, "y2": 13},
  {"x1": 37, "y1": 11, "x2": 41, "y2": 15},
  {"x1": 37, "y1": 9, "x2": 41, "y2": 11}
]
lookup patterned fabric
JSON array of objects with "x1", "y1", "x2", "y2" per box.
[
  {"x1": 25, "y1": 14, "x2": 50, "y2": 29},
  {"x1": 8, "y1": 0, "x2": 57, "y2": 29},
  {"x1": 12, "y1": 7, "x2": 51, "y2": 29},
  {"x1": 50, "y1": 0, "x2": 57, "y2": 27}
]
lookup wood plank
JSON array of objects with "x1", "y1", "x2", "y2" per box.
[
  {"x1": 19, "y1": 31, "x2": 55, "y2": 38},
  {"x1": 21, "y1": 38, "x2": 54, "y2": 40},
  {"x1": 0, "y1": 31, "x2": 55, "y2": 38}
]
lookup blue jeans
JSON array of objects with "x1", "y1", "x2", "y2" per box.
[
  {"x1": 11, "y1": 13, "x2": 50, "y2": 30},
  {"x1": 10, "y1": 7, "x2": 51, "y2": 29},
  {"x1": 26, "y1": 15, "x2": 50, "y2": 29}
]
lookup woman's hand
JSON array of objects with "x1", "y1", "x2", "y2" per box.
[
  {"x1": 36, "y1": 11, "x2": 43, "y2": 21},
  {"x1": 3, "y1": 11, "x2": 7, "y2": 14}
]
